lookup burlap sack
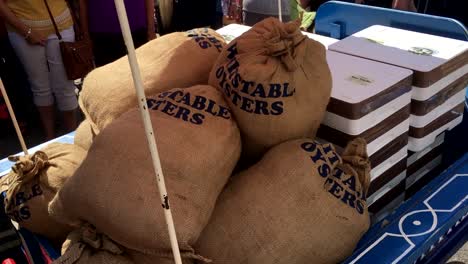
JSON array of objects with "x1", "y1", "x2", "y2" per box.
[
  {"x1": 58, "y1": 225, "x2": 196, "y2": 264},
  {"x1": 74, "y1": 119, "x2": 99, "y2": 151},
  {"x1": 0, "y1": 143, "x2": 87, "y2": 243},
  {"x1": 209, "y1": 17, "x2": 332, "y2": 158},
  {"x1": 128, "y1": 249, "x2": 197, "y2": 264},
  {"x1": 195, "y1": 138, "x2": 371, "y2": 264},
  {"x1": 80, "y1": 28, "x2": 225, "y2": 130},
  {"x1": 57, "y1": 224, "x2": 134, "y2": 264},
  {"x1": 49, "y1": 85, "x2": 241, "y2": 256}
]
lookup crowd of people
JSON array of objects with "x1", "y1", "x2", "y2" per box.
[{"x1": 0, "y1": 0, "x2": 466, "y2": 143}]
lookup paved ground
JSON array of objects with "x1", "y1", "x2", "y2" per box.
[{"x1": 448, "y1": 242, "x2": 468, "y2": 263}]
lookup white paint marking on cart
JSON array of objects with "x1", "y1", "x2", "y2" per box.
[{"x1": 348, "y1": 174, "x2": 468, "y2": 263}]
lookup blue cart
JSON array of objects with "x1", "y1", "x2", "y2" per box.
[{"x1": 0, "y1": 2, "x2": 467, "y2": 263}]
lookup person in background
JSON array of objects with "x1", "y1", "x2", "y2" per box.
[
  {"x1": 214, "y1": 0, "x2": 224, "y2": 29},
  {"x1": 222, "y1": 0, "x2": 243, "y2": 24},
  {"x1": 0, "y1": 0, "x2": 79, "y2": 140},
  {"x1": 242, "y1": 0, "x2": 290, "y2": 26},
  {"x1": 0, "y1": 18, "x2": 36, "y2": 136},
  {"x1": 79, "y1": 0, "x2": 156, "y2": 67},
  {"x1": 390, "y1": 0, "x2": 417, "y2": 11},
  {"x1": 291, "y1": 0, "x2": 317, "y2": 31}
]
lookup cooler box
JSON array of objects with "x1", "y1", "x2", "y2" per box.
[
  {"x1": 328, "y1": 25, "x2": 468, "y2": 151},
  {"x1": 318, "y1": 51, "x2": 412, "y2": 212}
]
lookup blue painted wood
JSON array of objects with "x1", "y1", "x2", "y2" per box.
[
  {"x1": 344, "y1": 153, "x2": 468, "y2": 264},
  {"x1": 315, "y1": 1, "x2": 468, "y2": 41}
]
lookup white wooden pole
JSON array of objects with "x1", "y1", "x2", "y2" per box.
[
  {"x1": 278, "y1": 0, "x2": 283, "y2": 22},
  {"x1": 112, "y1": 1, "x2": 182, "y2": 263},
  {"x1": 0, "y1": 79, "x2": 28, "y2": 155}
]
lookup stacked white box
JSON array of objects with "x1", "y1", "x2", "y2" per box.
[
  {"x1": 329, "y1": 25, "x2": 468, "y2": 152},
  {"x1": 317, "y1": 51, "x2": 413, "y2": 219}
]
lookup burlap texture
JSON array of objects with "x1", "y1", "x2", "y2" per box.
[
  {"x1": 128, "y1": 249, "x2": 197, "y2": 264},
  {"x1": 0, "y1": 143, "x2": 87, "y2": 243},
  {"x1": 195, "y1": 138, "x2": 371, "y2": 264},
  {"x1": 80, "y1": 28, "x2": 225, "y2": 130},
  {"x1": 74, "y1": 119, "x2": 99, "y2": 151},
  {"x1": 209, "y1": 17, "x2": 332, "y2": 159},
  {"x1": 49, "y1": 85, "x2": 241, "y2": 255},
  {"x1": 56, "y1": 224, "x2": 133, "y2": 264},
  {"x1": 58, "y1": 225, "x2": 197, "y2": 264}
]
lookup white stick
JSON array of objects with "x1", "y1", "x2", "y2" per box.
[
  {"x1": 113, "y1": 1, "x2": 182, "y2": 264},
  {"x1": 0, "y1": 79, "x2": 28, "y2": 155},
  {"x1": 278, "y1": 0, "x2": 283, "y2": 22}
]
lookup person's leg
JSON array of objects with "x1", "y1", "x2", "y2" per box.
[
  {"x1": 7, "y1": 31, "x2": 55, "y2": 139},
  {"x1": 46, "y1": 27, "x2": 79, "y2": 133},
  {"x1": 37, "y1": 105, "x2": 56, "y2": 139},
  {"x1": 392, "y1": 0, "x2": 417, "y2": 11}
]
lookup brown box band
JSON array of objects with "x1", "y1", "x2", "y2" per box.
[
  {"x1": 326, "y1": 77, "x2": 412, "y2": 120},
  {"x1": 413, "y1": 50, "x2": 468, "y2": 88},
  {"x1": 369, "y1": 180, "x2": 406, "y2": 214},
  {"x1": 407, "y1": 144, "x2": 444, "y2": 176},
  {"x1": 369, "y1": 133, "x2": 408, "y2": 168},
  {"x1": 405, "y1": 165, "x2": 444, "y2": 200},
  {"x1": 409, "y1": 103, "x2": 465, "y2": 138},
  {"x1": 368, "y1": 158, "x2": 407, "y2": 197},
  {"x1": 318, "y1": 105, "x2": 410, "y2": 148},
  {"x1": 411, "y1": 75, "x2": 468, "y2": 116}
]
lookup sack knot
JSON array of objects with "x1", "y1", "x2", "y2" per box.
[
  {"x1": 1, "y1": 151, "x2": 49, "y2": 210},
  {"x1": 341, "y1": 138, "x2": 371, "y2": 193},
  {"x1": 262, "y1": 19, "x2": 306, "y2": 72}
]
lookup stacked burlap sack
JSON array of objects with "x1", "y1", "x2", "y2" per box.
[
  {"x1": 74, "y1": 119, "x2": 98, "y2": 151},
  {"x1": 0, "y1": 143, "x2": 87, "y2": 245},
  {"x1": 41, "y1": 18, "x2": 368, "y2": 264},
  {"x1": 79, "y1": 28, "x2": 226, "y2": 131},
  {"x1": 50, "y1": 85, "x2": 241, "y2": 263},
  {"x1": 193, "y1": 18, "x2": 369, "y2": 264},
  {"x1": 209, "y1": 17, "x2": 332, "y2": 160},
  {"x1": 56, "y1": 224, "x2": 195, "y2": 264},
  {"x1": 195, "y1": 138, "x2": 371, "y2": 264}
]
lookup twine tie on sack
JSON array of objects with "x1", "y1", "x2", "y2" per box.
[
  {"x1": 264, "y1": 31, "x2": 306, "y2": 72},
  {"x1": 341, "y1": 138, "x2": 371, "y2": 194},
  {"x1": 0, "y1": 151, "x2": 49, "y2": 211},
  {"x1": 148, "y1": 246, "x2": 213, "y2": 263},
  {"x1": 57, "y1": 224, "x2": 124, "y2": 264}
]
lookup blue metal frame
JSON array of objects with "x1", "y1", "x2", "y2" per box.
[
  {"x1": 315, "y1": 1, "x2": 468, "y2": 41},
  {"x1": 344, "y1": 154, "x2": 468, "y2": 264}
]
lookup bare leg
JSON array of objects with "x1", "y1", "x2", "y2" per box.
[
  {"x1": 408, "y1": 0, "x2": 417, "y2": 12},
  {"x1": 61, "y1": 108, "x2": 78, "y2": 133},
  {"x1": 392, "y1": 0, "x2": 417, "y2": 11},
  {"x1": 37, "y1": 105, "x2": 55, "y2": 140}
]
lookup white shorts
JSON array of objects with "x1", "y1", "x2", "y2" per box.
[{"x1": 8, "y1": 27, "x2": 78, "y2": 111}]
